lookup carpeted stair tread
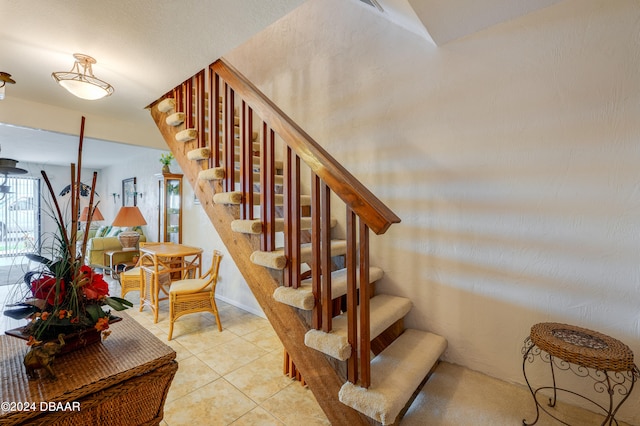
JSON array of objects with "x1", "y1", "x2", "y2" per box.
[
  {"x1": 304, "y1": 294, "x2": 412, "y2": 361},
  {"x1": 339, "y1": 329, "x2": 447, "y2": 425},
  {"x1": 187, "y1": 147, "x2": 211, "y2": 160},
  {"x1": 166, "y1": 112, "x2": 185, "y2": 126},
  {"x1": 157, "y1": 98, "x2": 175, "y2": 112},
  {"x1": 250, "y1": 240, "x2": 347, "y2": 270},
  {"x1": 213, "y1": 191, "x2": 311, "y2": 206},
  {"x1": 231, "y1": 216, "x2": 335, "y2": 234},
  {"x1": 176, "y1": 128, "x2": 198, "y2": 142},
  {"x1": 198, "y1": 167, "x2": 225, "y2": 181},
  {"x1": 273, "y1": 266, "x2": 384, "y2": 310}
]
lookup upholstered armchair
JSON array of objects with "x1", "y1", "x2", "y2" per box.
[{"x1": 80, "y1": 225, "x2": 146, "y2": 267}]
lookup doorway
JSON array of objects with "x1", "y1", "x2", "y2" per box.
[{"x1": 0, "y1": 176, "x2": 40, "y2": 257}]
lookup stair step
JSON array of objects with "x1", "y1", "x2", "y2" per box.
[
  {"x1": 176, "y1": 128, "x2": 198, "y2": 142},
  {"x1": 339, "y1": 329, "x2": 447, "y2": 425},
  {"x1": 213, "y1": 191, "x2": 311, "y2": 207},
  {"x1": 198, "y1": 167, "x2": 225, "y2": 181},
  {"x1": 166, "y1": 112, "x2": 185, "y2": 126},
  {"x1": 304, "y1": 294, "x2": 412, "y2": 361},
  {"x1": 231, "y1": 216, "x2": 336, "y2": 235},
  {"x1": 158, "y1": 98, "x2": 175, "y2": 112},
  {"x1": 250, "y1": 240, "x2": 347, "y2": 270},
  {"x1": 273, "y1": 266, "x2": 384, "y2": 310},
  {"x1": 187, "y1": 147, "x2": 211, "y2": 161},
  {"x1": 198, "y1": 168, "x2": 284, "y2": 185}
]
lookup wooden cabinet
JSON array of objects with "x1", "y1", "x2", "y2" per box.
[{"x1": 158, "y1": 173, "x2": 183, "y2": 243}]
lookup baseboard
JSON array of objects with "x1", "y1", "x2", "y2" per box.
[{"x1": 216, "y1": 294, "x2": 267, "y2": 319}]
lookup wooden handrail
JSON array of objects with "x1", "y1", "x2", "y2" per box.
[
  {"x1": 149, "y1": 57, "x2": 402, "y2": 390},
  {"x1": 212, "y1": 58, "x2": 400, "y2": 235}
]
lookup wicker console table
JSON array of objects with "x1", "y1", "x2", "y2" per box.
[
  {"x1": 0, "y1": 312, "x2": 177, "y2": 425},
  {"x1": 522, "y1": 322, "x2": 638, "y2": 426}
]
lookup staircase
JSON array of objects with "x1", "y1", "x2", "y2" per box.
[{"x1": 149, "y1": 58, "x2": 447, "y2": 425}]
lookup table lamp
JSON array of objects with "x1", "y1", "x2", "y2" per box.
[
  {"x1": 79, "y1": 206, "x2": 104, "y2": 231},
  {"x1": 112, "y1": 206, "x2": 147, "y2": 251},
  {"x1": 80, "y1": 206, "x2": 104, "y2": 222}
]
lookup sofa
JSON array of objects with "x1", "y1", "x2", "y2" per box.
[{"x1": 80, "y1": 225, "x2": 146, "y2": 268}]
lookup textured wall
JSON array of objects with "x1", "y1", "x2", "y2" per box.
[{"x1": 226, "y1": 0, "x2": 640, "y2": 421}]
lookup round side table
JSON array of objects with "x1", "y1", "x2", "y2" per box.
[{"x1": 522, "y1": 322, "x2": 638, "y2": 425}]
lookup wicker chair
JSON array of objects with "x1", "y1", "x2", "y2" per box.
[
  {"x1": 120, "y1": 263, "x2": 142, "y2": 299},
  {"x1": 168, "y1": 250, "x2": 223, "y2": 340}
]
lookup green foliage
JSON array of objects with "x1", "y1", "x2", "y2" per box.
[{"x1": 159, "y1": 152, "x2": 174, "y2": 165}]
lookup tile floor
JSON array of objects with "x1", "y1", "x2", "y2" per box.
[
  {"x1": 2, "y1": 259, "x2": 634, "y2": 425},
  {"x1": 0, "y1": 264, "x2": 329, "y2": 426},
  {"x1": 119, "y1": 282, "x2": 331, "y2": 426}
]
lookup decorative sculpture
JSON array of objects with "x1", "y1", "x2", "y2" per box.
[{"x1": 23, "y1": 334, "x2": 66, "y2": 380}]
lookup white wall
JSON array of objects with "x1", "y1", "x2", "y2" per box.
[{"x1": 225, "y1": 0, "x2": 640, "y2": 422}]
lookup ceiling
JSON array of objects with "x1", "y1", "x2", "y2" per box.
[
  {"x1": 0, "y1": 0, "x2": 561, "y2": 169},
  {"x1": 0, "y1": 0, "x2": 307, "y2": 168}
]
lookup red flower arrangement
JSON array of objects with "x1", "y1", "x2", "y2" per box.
[{"x1": 3, "y1": 117, "x2": 132, "y2": 343}]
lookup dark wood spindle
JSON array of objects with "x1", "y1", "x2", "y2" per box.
[
  {"x1": 224, "y1": 84, "x2": 235, "y2": 192},
  {"x1": 184, "y1": 78, "x2": 193, "y2": 129},
  {"x1": 240, "y1": 101, "x2": 253, "y2": 219},
  {"x1": 195, "y1": 70, "x2": 205, "y2": 149},
  {"x1": 210, "y1": 69, "x2": 220, "y2": 169},
  {"x1": 321, "y1": 183, "x2": 332, "y2": 332},
  {"x1": 358, "y1": 220, "x2": 371, "y2": 388},
  {"x1": 346, "y1": 208, "x2": 358, "y2": 384},
  {"x1": 260, "y1": 125, "x2": 276, "y2": 252},
  {"x1": 311, "y1": 174, "x2": 321, "y2": 329}
]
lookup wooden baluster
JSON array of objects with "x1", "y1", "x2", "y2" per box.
[
  {"x1": 260, "y1": 125, "x2": 276, "y2": 252},
  {"x1": 291, "y1": 154, "x2": 301, "y2": 288},
  {"x1": 359, "y1": 220, "x2": 371, "y2": 388},
  {"x1": 283, "y1": 148, "x2": 301, "y2": 288},
  {"x1": 184, "y1": 78, "x2": 193, "y2": 129},
  {"x1": 240, "y1": 101, "x2": 254, "y2": 219},
  {"x1": 224, "y1": 84, "x2": 235, "y2": 192},
  {"x1": 174, "y1": 86, "x2": 182, "y2": 113},
  {"x1": 321, "y1": 183, "x2": 332, "y2": 332},
  {"x1": 195, "y1": 70, "x2": 205, "y2": 149},
  {"x1": 346, "y1": 207, "x2": 358, "y2": 384},
  {"x1": 209, "y1": 69, "x2": 220, "y2": 168},
  {"x1": 311, "y1": 173, "x2": 321, "y2": 329}
]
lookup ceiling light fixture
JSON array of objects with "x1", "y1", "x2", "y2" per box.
[
  {"x1": 52, "y1": 53, "x2": 114, "y2": 100},
  {"x1": 0, "y1": 145, "x2": 28, "y2": 201},
  {"x1": 0, "y1": 72, "x2": 16, "y2": 100}
]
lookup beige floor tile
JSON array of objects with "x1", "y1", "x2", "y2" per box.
[
  {"x1": 197, "y1": 337, "x2": 268, "y2": 375},
  {"x1": 163, "y1": 337, "x2": 193, "y2": 361},
  {"x1": 223, "y1": 311, "x2": 272, "y2": 336},
  {"x1": 241, "y1": 327, "x2": 284, "y2": 353},
  {"x1": 231, "y1": 406, "x2": 285, "y2": 425},
  {"x1": 166, "y1": 355, "x2": 221, "y2": 403},
  {"x1": 171, "y1": 327, "x2": 239, "y2": 354},
  {"x1": 164, "y1": 378, "x2": 256, "y2": 426},
  {"x1": 224, "y1": 351, "x2": 294, "y2": 404},
  {"x1": 261, "y1": 382, "x2": 330, "y2": 426}
]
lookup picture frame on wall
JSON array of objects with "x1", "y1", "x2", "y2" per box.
[{"x1": 122, "y1": 177, "x2": 137, "y2": 206}]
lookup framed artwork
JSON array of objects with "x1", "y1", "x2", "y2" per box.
[{"x1": 122, "y1": 177, "x2": 137, "y2": 206}]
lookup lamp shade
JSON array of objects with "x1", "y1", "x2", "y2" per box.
[
  {"x1": 80, "y1": 206, "x2": 104, "y2": 222},
  {"x1": 112, "y1": 206, "x2": 147, "y2": 251},
  {"x1": 112, "y1": 206, "x2": 147, "y2": 227}
]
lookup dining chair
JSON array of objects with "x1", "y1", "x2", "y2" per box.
[
  {"x1": 168, "y1": 250, "x2": 223, "y2": 340},
  {"x1": 139, "y1": 252, "x2": 173, "y2": 314}
]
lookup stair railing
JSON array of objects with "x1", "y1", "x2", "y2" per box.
[{"x1": 163, "y1": 58, "x2": 400, "y2": 388}]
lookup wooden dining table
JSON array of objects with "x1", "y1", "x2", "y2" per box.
[{"x1": 138, "y1": 242, "x2": 203, "y2": 323}]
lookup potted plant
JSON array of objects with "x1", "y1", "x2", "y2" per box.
[{"x1": 159, "y1": 152, "x2": 174, "y2": 174}]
